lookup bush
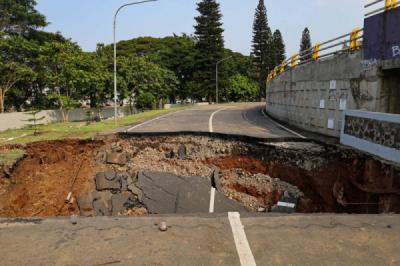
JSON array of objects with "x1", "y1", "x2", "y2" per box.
[
  {"x1": 136, "y1": 92, "x2": 156, "y2": 110},
  {"x1": 227, "y1": 74, "x2": 258, "y2": 102}
]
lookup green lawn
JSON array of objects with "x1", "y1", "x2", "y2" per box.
[
  {"x1": 0, "y1": 149, "x2": 25, "y2": 166},
  {"x1": 0, "y1": 107, "x2": 188, "y2": 145}
]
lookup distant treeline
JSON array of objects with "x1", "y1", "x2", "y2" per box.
[{"x1": 0, "y1": 0, "x2": 310, "y2": 113}]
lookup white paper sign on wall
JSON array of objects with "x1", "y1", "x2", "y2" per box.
[
  {"x1": 320, "y1": 99, "x2": 325, "y2": 109},
  {"x1": 330, "y1": 80, "x2": 337, "y2": 90},
  {"x1": 327, "y1": 118, "x2": 335, "y2": 129},
  {"x1": 339, "y1": 99, "x2": 347, "y2": 110}
]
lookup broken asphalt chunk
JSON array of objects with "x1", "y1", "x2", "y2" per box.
[
  {"x1": 136, "y1": 171, "x2": 247, "y2": 214},
  {"x1": 93, "y1": 192, "x2": 112, "y2": 216},
  {"x1": 178, "y1": 144, "x2": 187, "y2": 160},
  {"x1": 127, "y1": 183, "x2": 144, "y2": 202},
  {"x1": 271, "y1": 191, "x2": 298, "y2": 213},
  {"x1": 106, "y1": 152, "x2": 128, "y2": 165},
  {"x1": 165, "y1": 150, "x2": 175, "y2": 159},
  {"x1": 211, "y1": 169, "x2": 223, "y2": 191},
  {"x1": 111, "y1": 192, "x2": 143, "y2": 216},
  {"x1": 95, "y1": 172, "x2": 121, "y2": 191}
]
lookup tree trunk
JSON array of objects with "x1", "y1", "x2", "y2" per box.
[
  {"x1": 129, "y1": 96, "x2": 134, "y2": 115},
  {"x1": 90, "y1": 93, "x2": 97, "y2": 108},
  {"x1": 0, "y1": 90, "x2": 4, "y2": 113}
]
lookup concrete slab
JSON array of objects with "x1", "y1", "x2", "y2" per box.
[
  {"x1": 137, "y1": 171, "x2": 180, "y2": 214},
  {"x1": 0, "y1": 216, "x2": 240, "y2": 266},
  {"x1": 137, "y1": 171, "x2": 246, "y2": 214},
  {"x1": 0, "y1": 215, "x2": 399, "y2": 265},
  {"x1": 242, "y1": 215, "x2": 400, "y2": 266}
]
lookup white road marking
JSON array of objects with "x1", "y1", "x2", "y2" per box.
[
  {"x1": 261, "y1": 108, "x2": 307, "y2": 139},
  {"x1": 277, "y1": 201, "x2": 296, "y2": 208},
  {"x1": 126, "y1": 110, "x2": 186, "y2": 132},
  {"x1": 228, "y1": 212, "x2": 257, "y2": 266},
  {"x1": 209, "y1": 187, "x2": 216, "y2": 213},
  {"x1": 209, "y1": 107, "x2": 229, "y2": 133}
]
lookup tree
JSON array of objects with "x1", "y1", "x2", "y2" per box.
[
  {"x1": 0, "y1": 61, "x2": 34, "y2": 113},
  {"x1": 300, "y1": 27, "x2": 312, "y2": 62},
  {"x1": 0, "y1": 36, "x2": 37, "y2": 113},
  {"x1": 227, "y1": 74, "x2": 258, "y2": 102},
  {"x1": 117, "y1": 55, "x2": 178, "y2": 110},
  {"x1": 22, "y1": 110, "x2": 45, "y2": 135},
  {"x1": 252, "y1": 0, "x2": 273, "y2": 98},
  {"x1": 193, "y1": 0, "x2": 225, "y2": 102},
  {"x1": 136, "y1": 92, "x2": 156, "y2": 110},
  {"x1": 272, "y1": 30, "x2": 286, "y2": 67},
  {"x1": 0, "y1": 0, "x2": 47, "y2": 37},
  {"x1": 38, "y1": 40, "x2": 90, "y2": 121},
  {"x1": 157, "y1": 35, "x2": 196, "y2": 102},
  {"x1": 75, "y1": 51, "x2": 111, "y2": 109}
]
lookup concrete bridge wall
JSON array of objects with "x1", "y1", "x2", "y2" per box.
[{"x1": 265, "y1": 51, "x2": 390, "y2": 137}]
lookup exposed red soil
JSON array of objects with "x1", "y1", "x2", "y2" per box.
[
  {"x1": 205, "y1": 155, "x2": 400, "y2": 213},
  {"x1": 205, "y1": 156, "x2": 268, "y2": 174},
  {"x1": 225, "y1": 183, "x2": 283, "y2": 207},
  {"x1": 0, "y1": 139, "x2": 105, "y2": 217}
]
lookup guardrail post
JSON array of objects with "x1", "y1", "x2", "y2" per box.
[
  {"x1": 273, "y1": 66, "x2": 278, "y2": 77},
  {"x1": 386, "y1": 0, "x2": 398, "y2": 10},
  {"x1": 349, "y1": 28, "x2": 361, "y2": 51},
  {"x1": 280, "y1": 61, "x2": 286, "y2": 74},
  {"x1": 267, "y1": 73, "x2": 272, "y2": 82},
  {"x1": 312, "y1": 43, "x2": 321, "y2": 61},
  {"x1": 290, "y1": 54, "x2": 298, "y2": 68}
]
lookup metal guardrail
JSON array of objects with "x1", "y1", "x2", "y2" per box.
[
  {"x1": 267, "y1": 28, "x2": 364, "y2": 82},
  {"x1": 364, "y1": 0, "x2": 398, "y2": 17},
  {"x1": 266, "y1": 0, "x2": 399, "y2": 82}
]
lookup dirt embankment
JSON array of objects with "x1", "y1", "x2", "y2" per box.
[
  {"x1": 0, "y1": 140, "x2": 105, "y2": 217},
  {"x1": 0, "y1": 134, "x2": 399, "y2": 217}
]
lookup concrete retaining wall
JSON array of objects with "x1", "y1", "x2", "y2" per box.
[
  {"x1": 341, "y1": 110, "x2": 400, "y2": 163},
  {"x1": 0, "y1": 106, "x2": 137, "y2": 132},
  {"x1": 266, "y1": 51, "x2": 387, "y2": 137}
]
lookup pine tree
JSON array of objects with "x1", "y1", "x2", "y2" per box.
[
  {"x1": 272, "y1": 30, "x2": 286, "y2": 67},
  {"x1": 22, "y1": 110, "x2": 45, "y2": 135},
  {"x1": 300, "y1": 27, "x2": 312, "y2": 62},
  {"x1": 193, "y1": 0, "x2": 224, "y2": 102},
  {"x1": 251, "y1": 0, "x2": 272, "y2": 98}
]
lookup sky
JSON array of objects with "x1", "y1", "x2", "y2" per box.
[{"x1": 36, "y1": 0, "x2": 366, "y2": 56}]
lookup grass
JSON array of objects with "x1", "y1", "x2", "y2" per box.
[
  {"x1": 0, "y1": 149, "x2": 25, "y2": 166},
  {"x1": 0, "y1": 107, "x2": 189, "y2": 145}
]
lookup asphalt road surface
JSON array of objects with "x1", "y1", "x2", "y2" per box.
[
  {"x1": 125, "y1": 102, "x2": 303, "y2": 139},
  {"x1": 1, "y1": 214, "x2": 399, "y2": 266}
]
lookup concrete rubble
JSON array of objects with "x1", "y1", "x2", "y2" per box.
[
  {"x1": 2, "y1": 135, "x2": 399, "y2": 217},
  {"x1": 77, "y1": 170, "x2": 247, "y2": 216}
]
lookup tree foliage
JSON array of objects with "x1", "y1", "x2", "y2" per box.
[
  {"x1": 0, "y1": 36, "x2": 37, "y2": 112},
  {"x1": 0, "y1": 0, "x2": 270, "y2": 114},
  {"x1": 272, "y1": 30, "x2": 286, "y2": 67},
  {"x1": 0, "y1": 0, "x2": 47, "y2": 37},
  {"x1": 252, "y1": 0, "x2": 272, "y2": 97},
  {"x1": 227, "y1": 74, "x2": 258, "y2": 102},
  {"x1": 193, "y1": 0, "x2": 225, "y2": 101},
  {"x1": 300, "y1": 27, "x2": 312, "y2": 62},
  {"x1": 117, "y1": 55, "x2": 178, "y2": 110},
  {"x1": 22, "y1": 109, "x2": 45, "y2": 135}
]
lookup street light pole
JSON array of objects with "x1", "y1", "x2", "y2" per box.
[
  {"x1": 215, "y1": 56, "x2": 232, "y2": 104},
  {"x1": 113, "y1": 0, "x2": 157, "y2": 125}
]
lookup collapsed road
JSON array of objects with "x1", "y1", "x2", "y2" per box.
[
  {"x1": 1, "y1": 103, "x2": 400, "y2": 265},
  {"x1": 0, "y1": 132, "x2": 399, "y2": 217}
]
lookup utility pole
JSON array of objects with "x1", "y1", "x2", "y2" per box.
[
  {"x1": 113, "y1": 0, "x2": 157, "y2": 125},
  {"x1": 215, "y1": 56, "x2": 232, "y2": 104}
]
